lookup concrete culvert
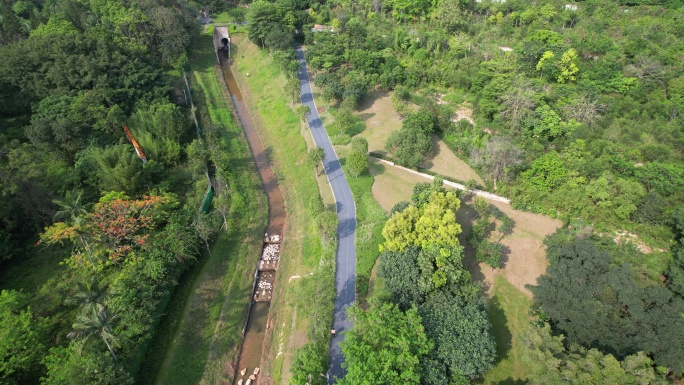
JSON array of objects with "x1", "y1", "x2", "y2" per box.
[{"x1": 221, "y1": 37, "x2": 228, "y2": 47}]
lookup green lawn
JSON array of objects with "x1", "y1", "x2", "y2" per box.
[
  {"x1": 480, "y1": 274, "x2": 532, "y2": 385},
  {"x1": 149, "y1": 31, "x2": 267, "y2": 385}
]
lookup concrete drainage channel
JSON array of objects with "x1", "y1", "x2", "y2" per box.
[{"x1": 214, "y1": 27, "x2": 287, "y2": 385}]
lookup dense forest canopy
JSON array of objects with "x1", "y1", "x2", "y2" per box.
[{"x1": 0, "y1": 0, "x2": 226, "y2": 382}]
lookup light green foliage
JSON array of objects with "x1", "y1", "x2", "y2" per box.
[
  {"x1": 417, "y1": 245, "x2": 467, "y2": 293},
  {"x1": 290, "y1": 343, "x2": 327, "y2": 385},
  {"x1": 557, "y1": 49, "x2": 579, "y2": 83},
  {"x1": 521, "y1": 151, "x2": 567, "y2": 192},
  {"x1": 129, "y1": 102, "x2": 186, "y2": 165},
  {"x1": 307, "y1": 146, "x2": 326, "y2": 174},
  {"x1": 339, "y1": 303, "x2": 432, "y2": 385},
  {"x1": 414, "y1": 191, "x2": 461, "y2": 248},
  {"x1": 521, "y1": 323, "x2": 664, "y2": 385},
  {"x1": 382, "y1": 204, "x2": 421, "y2": 252},
  {"x1": 535, "y1": 51, "x2": 555, "y2": 76},
  {"x1": 317, "y1": 210, "x2": 338, "y2": 243},
  {"x1": 585, "y1": 173, "x2": 645, "y2": 220},
  {"x1": 381, "y1": 191, "x2": 461, "y2": 252},
  {"x1": 531, "y1": 105, "x2": 579, "y2": 139},
  {"x1": 0, "y1": 290, "x2": 46, "y2": 383},
  {"x1": 30, "y1": 17, "x2": 78, "y2": 37}
]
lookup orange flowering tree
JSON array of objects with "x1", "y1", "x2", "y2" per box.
[{"x1": 40, "y1": 191, "x2": 177, "y2": 270}]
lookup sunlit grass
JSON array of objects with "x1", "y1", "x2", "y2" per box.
[{"x1": 480, "y1": 274, "x2": 532, "y2": 385}]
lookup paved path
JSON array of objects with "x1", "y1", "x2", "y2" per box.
[
  {"x1": 296, "y1": 46, "x2": 356, "y2": 384},
  {"x1": 372, "y1": 157, "x2": 511, "y2": 204}
]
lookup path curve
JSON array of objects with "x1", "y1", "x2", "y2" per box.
[{"x1": 296, "y1": 46, "x2": 356, "y2": 383}]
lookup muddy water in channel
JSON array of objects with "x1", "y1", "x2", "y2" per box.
[{"x1": 218, "y1": 50, "x2": 286, "y2": 383}]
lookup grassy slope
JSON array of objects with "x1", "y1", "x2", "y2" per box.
[
  {"x1": 480, "y1": 275, "x2": 532, "y2": 384},
  {"x1": 230, "y1": 35, "x2": 334, "y2": 384},
  {"x1": 339, "y1": 153, "x2": 387, "y2": 300},
  {"x1": 150, "y1": 30, "x2": 267, "y2": 385}
]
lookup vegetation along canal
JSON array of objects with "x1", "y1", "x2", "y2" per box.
[{"x1": 218, "y1": 45, "x2": 286, "y2": 384}]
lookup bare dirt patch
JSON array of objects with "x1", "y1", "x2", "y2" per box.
[
  {"x1": 421, "y1": 134, "x2": 484, "y2": 184},
  {"x1": 473, "y1": 199, "x2": 561, "y2": 297},
  {"x1": 453, "y1": 104, "x2": 475, "y2": 125},
  {"x1": 356, "y1": 90, "x2": 403, "y2": 155},
  {"x1": 369, "y1": 161, "x2": 561, "y2": 297}
]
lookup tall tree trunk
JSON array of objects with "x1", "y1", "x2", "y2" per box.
[{"x1": 104, "y1": 337, "x2": 117, "y2": 361}]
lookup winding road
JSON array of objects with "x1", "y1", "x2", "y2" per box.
[{"x1": 296, "y1": 46, "x2": 356, "y2": 383}]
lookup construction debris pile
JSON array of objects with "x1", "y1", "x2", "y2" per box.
[
  {"x1": 259, "y1": 243, "x2": 280, "y2": 270},
  {"x1": 237, "y1": 367, "x2": 260, "y2": 385}
]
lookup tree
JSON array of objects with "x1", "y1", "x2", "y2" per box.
[
  {"x1": 295, "y1": 105, "x2": 310, "y2": 122},
  {"x1": 419, "y1": 292, "x2": 496, "y2": 381},
  {"x1": 346, "y1": 150, "x2": 367, "y2": 177},
  {"x1": 42, "y1": 347, "x2": 133, "y2": 385},
  {"x1": 531, "y1": 239, "x2": 684, "y2": 371},
  {"x1": 379, "y1": 247, "x2": 424, "y2": 309},
  {"x1": 338, "y1": 302, "x2": 432, "y2": 384},
  {"x1": 385, "y1": 111, "x2": 434, "y2": 168},
  {"x1": 0, "y1": 290, "x2": 46, "y2": 383},
  {"x1": 68, "y1": 307, "x2": 120, "y2": 361},
  {"x1": 499, "y1": 79, "x2": 536, "y2": 132},
  {"x1": 290, "y1": 343, "x2": 327, "y2": 385},
  {"x1": 476, "y1": 241, "x2": 505, "y2": 269},
  {"x1": 40, "y1": 192, "x2": 176, "y2": 269},
  {"x1": 351, "y1": 137, "x2": 368, "y2": 154},
  {"x1": 557, "y1": 49, "x2": 579, "y2": 83},
  {"x1": 246, "y1": 0, "x2": 280, "y2": 48},
  {"x1": 430, "y1": 0, "x2": 466, "y2": 32},
  {"x1": 307, "y1": 146, "x2": 326, "y2": 175},
  {"x1": 381, "y1": 191, "x2": 461, "y2": 252},
  {"x1": 560, "y1": 94, "x2": 606, "y2": 127},
  {"x1": 193, "y1": 211, "x2": 221, "y2": 252},
  {"x1": 470, "y1": 137, "x2": 523, "y2": 191},
  {"x1": 521, "y1": 151, "x2": 568, "y2": 192},
  {"x1": 521, "y1": 323, "x2": 664, "y2": 385},
  {"x1": 53, "y1": 190, "x2": 88, "y2": 225},
  {"x1": 347, "y1": 137, "x2": 369, "y2": 177},
  {"x1": 317, "y1": 210, "x2": 338, "y2": 242},
  {"x1": 65, "y1": 278, "x2": 110, "y2": 314}
]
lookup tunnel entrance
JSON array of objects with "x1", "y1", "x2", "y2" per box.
[{"x1": 221, "y1": 37, "x2": 228, "y2": 48}]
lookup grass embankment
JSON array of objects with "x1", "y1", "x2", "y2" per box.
[
  {"x1": 230, "y1": 35, "x2": 335, "y2": 384},
  {"x1": 480, "y1": 275, "x2": 532, "y2": 384},
  {"x1": 148, "y1": 30, "x2": 267, "y2": 385},
  {"x1": 338, "y1": 149, "x2": 387, "y2": 300}
]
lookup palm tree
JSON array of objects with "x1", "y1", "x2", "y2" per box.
[
  {"x1": 64, "y1": 277, "x2": 110, "y2": 314},
  {"x1": 53, "y1": 190, "x2": 88, "y2": 225},
  {"x1": 68, "y1": 307, "x2": 120, "y2": 361}
]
